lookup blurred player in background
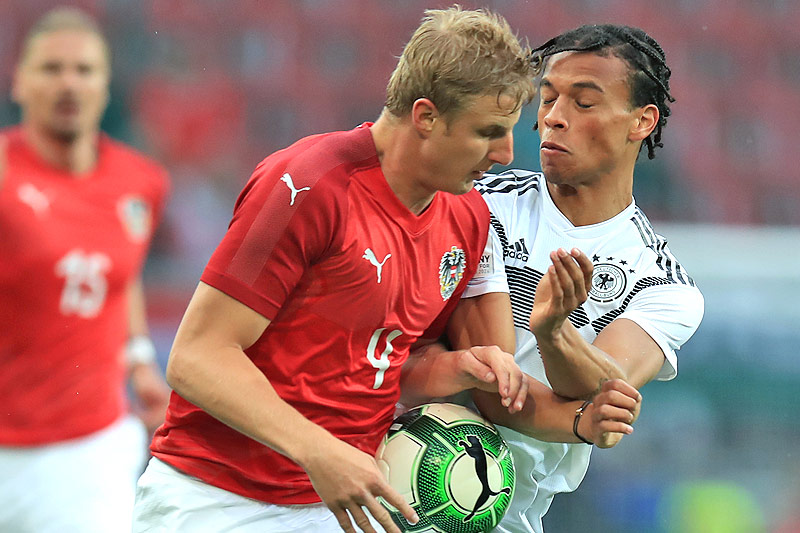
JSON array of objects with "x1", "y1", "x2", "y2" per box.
[
  {"x1": 0, "y1": 7, "x2": 170, "y2": 532},
  {"x1": 133, "y1": 6, "x2": 535, "y2": 533},
  {"x1": 444, "y1": 24, "x2": 705, "y2": 532}
]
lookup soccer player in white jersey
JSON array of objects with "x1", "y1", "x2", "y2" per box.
[{"x1": 427, "y1": 24, "x2": 705, "y2": 533}]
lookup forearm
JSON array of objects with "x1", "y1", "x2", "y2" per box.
[
  {"x1": 400, "y1": 342, "x2": 469, "y2": 407},
  {"x1": 472, "y1": 380, "x2": 585, "y2": 443},
  {"x1": 166, "y1": 343, "x2": 334, "y2": 468},
  {"x1": 536, "y1": 319, "x2": 627, "y2": 399}
]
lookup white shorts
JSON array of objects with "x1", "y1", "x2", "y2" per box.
[
  {"x1": 0, "y1": 414, "x2": 148, "y2": 533},
  {"x1": 133, "y1": 457, "x2": 383, "y2": 532}
]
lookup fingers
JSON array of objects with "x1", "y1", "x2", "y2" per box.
[
  {"x1": 466, "y1": 346, "x2": 526, "y2": 413},
  {"x1": 601, "y1": 378, "x2": 643, "y2": 403},
  {"x1": 548, "y1": 248, "x2": 589, "y2": 309},
  {"x1": 570, "y1": 248, "x2": 594, "y2": 294},
  {"x1": 332, "y1": 508, "x2": 358, "y2": 533},
  {"x1": 457, "y1": 348, "x2": 496, "y2": 387},
  {"x1": 374, "y1": 482, "x2": 418, "y2": 531},
  {"x1": 347, "y1": 505, "x2": 381, "y2": 533}
]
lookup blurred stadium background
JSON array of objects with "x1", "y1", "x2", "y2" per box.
[{"x1": 2, "y1": 1, "x2": 798, "y2": 531}]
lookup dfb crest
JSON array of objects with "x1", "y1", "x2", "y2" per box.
[{"x1": 439, "y1": 246, "x2": 466, "y2": 301}]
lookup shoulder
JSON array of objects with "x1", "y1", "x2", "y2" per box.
[
  {"x1": 269, "y1": 126, "x2": 378, "y2": 187},
  {"x1": 100, "y1": 136, "x2": 170, "y2": 197},
  {"x1": 474, "y1": 169, "x2": 542, "y2": 215},
  {"x1": 625, "y1": 207, "x2": 699, "y2": 289},
  {"x1": 475, "y1": 169, "x2": 543, "y2": 198},
  {"x1": 102, "y1": 137, "x2": 167, "y2": 177}
]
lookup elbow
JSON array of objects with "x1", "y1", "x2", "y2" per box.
[{"x1": 165, "y1": 346, "x2": 190, "y2": 394}]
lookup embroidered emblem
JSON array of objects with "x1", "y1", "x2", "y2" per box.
[
  {"x1": 439, "y1": 246, "x2": 466, "y2": 301},
  {"x1": 117, "y1": 195, "x2": 151, "y2": 243}
]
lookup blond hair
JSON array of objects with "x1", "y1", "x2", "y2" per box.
[
  {"x1": 20, "y1": 7, "x2": 110, "y2": 65},
  {"x1": 385, "y1": 5, "x2": 536, "y2": 118}
]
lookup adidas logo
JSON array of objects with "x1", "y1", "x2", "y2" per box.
[{"x1": 504, "y1": 238, "x2": 529, "y2": 261}]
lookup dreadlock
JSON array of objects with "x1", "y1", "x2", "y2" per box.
[{"x1": 531, "y1": 24, "x2": 674, "y2": 160}]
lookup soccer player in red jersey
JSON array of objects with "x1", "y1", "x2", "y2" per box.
[
  {"x1": 133, "y1": 7, "x2": 535, "y2": 533},
  {"x1": 0, "y1": 8, "x2": 170, "y2": 532}
]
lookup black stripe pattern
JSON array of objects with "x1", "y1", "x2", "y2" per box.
[
  {"x1": 590, "y1": 276, "x2": 675, "y2": 334},
  {"x1": 476, "y1": 170, "x2": 541, "y2": 197},
  {"x1": 506, "y1": 265, "x2": 590, "y2": 332},
  {"x1": 631, "y1": 208, "x2": 695, "y2": 287}
]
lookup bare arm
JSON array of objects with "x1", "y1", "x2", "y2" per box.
[
  {"x1": 472, "y1": 379, "x2": 639, "y2": 447},
  {"x1": 449, "y1": 291, "x2": 640, "y2": 448},
  {"x1": 167, "y1": 282, "x2": 417, "y2": 533},
  {"x1": 530, "y1": 248, "x2": 664, "y2": 398},
  {"x1": 400, "y1": 291, "x2": 527, "y2": 413}
]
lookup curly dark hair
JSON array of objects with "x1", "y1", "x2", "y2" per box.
[{"x1": 531, "y1": 24, "x2": 674, "y2": 160}]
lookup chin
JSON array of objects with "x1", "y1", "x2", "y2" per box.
[
  {"x1": 48, "y1": 126, "x2": 81, "y2": 143},
  {"x1": 454, "y1": 180, "x2": 475, "y2": 195}
]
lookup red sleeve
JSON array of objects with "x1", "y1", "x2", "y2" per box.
[{"x1": 201, "y1": 157, "x2": 345, "y2": 320}]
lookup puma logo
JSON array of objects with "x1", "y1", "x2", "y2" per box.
[
  {"x1": 17, "y1": 183, "x2": 51, "y2": 215},
  {"x1": 362, "y1": 248, "x2": 391, "y2": 284},
  {"x1": 458, "y1": 435, "x2": 511, "y2": 523},
  {"x1": 280, "y1": 173, "x2": 311, "y2": 206}
]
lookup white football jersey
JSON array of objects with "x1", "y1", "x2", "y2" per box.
[{"x1": 463, "y1": 170, "x2": 704, "y2": 533}]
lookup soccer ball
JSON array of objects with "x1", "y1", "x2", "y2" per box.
[{"x1": 376, "y1": 403, "x2": 515, "y2": 533}]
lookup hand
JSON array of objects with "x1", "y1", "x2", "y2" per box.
[
  {"x1": 129, "y1": 363, "x2": 171, "y2": 434},
  {"x1": 455, "y1": 346, "x2": 528, "y2": 413},
  {"x1": 529, "y1": 248, "x2": 593, "y2": 338},
  {"x1": 578, "y1": 378, "x2": 641, "y2": 449},
  {"x1": 303, "y1": 436, "x2": 419, "y2": 533}
]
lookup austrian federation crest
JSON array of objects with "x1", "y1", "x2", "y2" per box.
[
  {"x1": 439, "y1": 245, "x2": 466, "y2": 301},
  {"x1": 117, "y1": 195, "x2": 152, "y2": 243}
]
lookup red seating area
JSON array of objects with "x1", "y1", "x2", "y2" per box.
[{"x1": 3, "y1": 0, "x2": 798, "y2": 224}]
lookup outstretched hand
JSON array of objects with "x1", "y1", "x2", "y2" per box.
[
  {"x1": 304, "y1": 436, "x2": 418, "y2": 533},
  {"x1": 577, "y1": 378, "x2": 642, "y2": 449},
  {"x1": 529, "y1": 248, "x2": 593, "y2": 338},
  {"x1": 455, "y1": 345, "x2": 528, "y2": 413}
]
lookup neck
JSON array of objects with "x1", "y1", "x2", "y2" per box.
[
  {"x1": 24, "y1": 124, "x2": 99, "y2": 175},
  {"x1": 546, "y1": 167, "x2": 635, "y2": 226},
  {"x1": 370, "y1": 111, "x2": 436, "y2": 216}
]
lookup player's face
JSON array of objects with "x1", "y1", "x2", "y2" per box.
[
  {"x1": 425, "y1": 93, "x2": 521, "y2": 195},
  {"x1": 537, "y1": 51, "x2": 640, "y2": 186},
  {"x1": 13, "y1": 30, "x2": 110, "y2": 142}
]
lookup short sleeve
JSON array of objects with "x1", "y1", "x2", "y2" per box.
[
  {"x1": 201, "y1": 159, "x2": 343, "y2": 320},
  {"x1": 619, "y1": 284, "x2": 705, "y2": 380},
  {"x1": 463, "y1": 220, "x2": 509, "y2": 298}
]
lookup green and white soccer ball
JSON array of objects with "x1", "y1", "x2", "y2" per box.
[{"x1": 376, "y1": 403, "x2": 515, "y2": 533}]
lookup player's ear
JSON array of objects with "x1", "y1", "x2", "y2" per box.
[
  {"x1": 411, "y1": 98, "x2": 439, "y2": 138},
  {"x1": 629, "y1": 104, "x2": 658, "y2": 142}
]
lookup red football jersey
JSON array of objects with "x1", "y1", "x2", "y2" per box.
[
  {"x1": 0, "y1": 127, "x2": 169, "y2": 445},
  {"x1": 151, "y1": 124, "x2": 489, "y2": 504}
]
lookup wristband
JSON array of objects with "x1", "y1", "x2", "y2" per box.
[
  {"x1": 126, "y1": 335, "x2": 157, "y2": 366},
  {"x1": 573, "y1": 399, "x2": 594, "y2": 445}
]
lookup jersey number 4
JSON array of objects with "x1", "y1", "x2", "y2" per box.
[
  {"x1": 55, "y1": 249, "x2": 112, "y2": 319},
  {"x1": 366, "y1": 327, "x2": 402, "y2": 389}
]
